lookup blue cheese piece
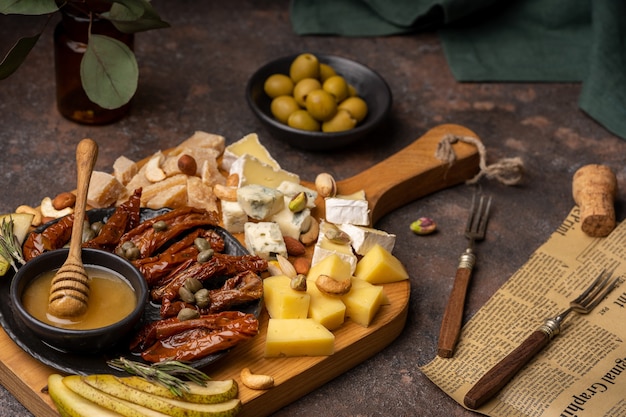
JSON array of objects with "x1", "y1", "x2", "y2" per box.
[
  {"x1": 325, "y1": 196, "x2": 370, "y2": 226},
  {"x1": 311, "y1": 220, "x2": 358, "y2": 274},
  {"x1": 271, "y1": 204, "x2": 312, "y2": 239},
  {"x1": 230, "y1": 154, "x2": 299, "y2": 188},
  {"x1": 237, "y1": 184, "x2": 284, "y2": 220},
  {"x1": 337, "y1": 223, "x2": 396, "y2": 255},
  {"x1": 276, "y1": 181, "x2": 318, "y2": 209},
  {"x1": 244, "y1": 222, "x2": 287, "y2": 260},
  {"x1": 221, "y1": 133, "x2": 281, "y2": 172},
  {"x1": 220, "y1": 200, "x2": 248, "y2": 234}
]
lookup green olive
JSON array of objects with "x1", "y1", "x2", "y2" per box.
[
  {"x1": 338, "y1": 96, "x2": 368, "y2": 123},
  {"x1": 322, "y1": 75, "x2": 349, "y2": 103},
  {"x1": 293, "y1": 78, "x2": 321, "y2": 107},
  {"x1": 264, "y1": 73, "x2": 294, "y2": 98},
  {"x1": 270, "y1": 95, "x2": 300, "y2": 124},
  {"x1": 348, "y1": 84, "x2": 358, "y2": 97},
  {"x1": 322, "y1": 109, "x2": 357, "y2": 132},
  {"x1": 319, "y1": 63, "x2": 337, "y2": 82},
  {"x1": 289, "y1": 53, "x2": 320, "y2": 83},
  {"x1": 305, "y1": 89, "x2": 338, "y2": 122},
  {"x1": 287, "y1": 109, "x2": 321, "y2": 131}
]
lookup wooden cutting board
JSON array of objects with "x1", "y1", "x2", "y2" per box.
[{"x1": 0, "y1": 123, "x2": 480, "y2": 416}]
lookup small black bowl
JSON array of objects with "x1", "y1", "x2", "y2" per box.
[
  {"x1": 10, "y1": 248, "x2": 148, "y2": 354},
  {"x1": 246, "y1": 54, "x2": 392, "y2": 151}
]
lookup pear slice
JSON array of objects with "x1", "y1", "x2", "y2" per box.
[
  {"x1": 117, "y1": 375, "x2": 239, "y2": 404},
  {"x1": 63, "y1": 374, "x2": 170, "y2": 417},
  {"x1": 0, "y1": 212, "x2": 34, "y2": 276},
  {"x1": 82, "y1": 374, "x2": 242, "y2": 417},
  {"x1": 48, "y1": 374, "x2": 121, "y2": 417}
]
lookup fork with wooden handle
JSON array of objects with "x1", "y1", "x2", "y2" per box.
[
  {"x1": 48, "y1": 138, "x2": 99, "y2": 318},
  {"x1": 437, "y1": 193, "x2": 492, "y2": 358},
  {"x1": 464, "y1": 270, "x2": 619, "y2": 409}
]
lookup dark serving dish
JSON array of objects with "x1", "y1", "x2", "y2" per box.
[
  {"x1": 246, "y1": 54, "x2": 392, "y2": 151},
  {"x1": 0, "y1": 208, "x2": 260, "y2": 375}
]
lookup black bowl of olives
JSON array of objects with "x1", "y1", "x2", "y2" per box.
[{"x1": 246, "y1": 53, "x2": 392, "y2": 151}]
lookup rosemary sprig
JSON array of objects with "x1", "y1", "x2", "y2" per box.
[
  {"x1": 0, "y1": 218, "x2": 26, "y2": 272},
  {"x1": 107, "y1": 357, "x2": 211, "y2": 397}
]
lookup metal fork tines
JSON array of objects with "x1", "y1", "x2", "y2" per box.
[
  {"x1": 437, "y1": 194, "x2": 493, "y2": 358},
  {"x1": 464, "y1": 270, "x2": 621, "y2": 409}
]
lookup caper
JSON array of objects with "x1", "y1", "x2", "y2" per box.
[
  {"x1": 270, "y1": 95, "x2": 300, "y2": 124},
  {"x1": 194, "y1": 288, "x2": 210, "y2": 308},
  {"x1": 177, "y1": 307, "x2": 200, "y2": 321},
  {"x1": 264, "y1": 73, "x2": 294, "y2": 98},
  {"x1": 289, "y1": 53, "x2": 320, "y2": 83},
  {"x1": 197, "y1": 248, "x2": 215, "y2": 263},
  {"x1": 305, "y1": 89, "x2": 337, "y2": 122},
  {"x1": 287, "y1": 109, "x2": 320, "y2": 132},
  {"x1": 293, "y1": 78, "x2": 321, "y2": 107},
  {"x1": 121, "y1": 241, "x2": 136, "y2": 251},
  {"x1": 90, "y1": 221, "x2": 104, "y2": 235},
  {"x1": 184, "y1": 277, "x2": 204, "y2": 293},
  {"x1": 178, "y1": 286, "x2": 196, "y2": 304},
  {"x1": 338, "y1": 96, "x2": 368, "y2": 123},
  {"x1": 152, "y1": 220, "x2": 168, "y2": 232},
  {"x1": 194, "y1": 237, "x2": 211, "y2": 252},
  {"x1": 124, "y1": 246, "x2": 141, "y2": 261}
]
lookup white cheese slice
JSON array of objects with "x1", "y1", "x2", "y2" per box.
[
  {"x1": 244, "y1": 222, "x2": 287, "y2": 260},
  {"x1": 220, "y1": 200, "x2": 248, "y2": 234},
  {"x1": 325, "y1": 196, "x2": 370, "y2": 226},
  {"x1": 276, "y1": 181, "x2": 318, "y2": 209},
  {"x1": 311, "y1": 221, "x2": 357, "y2": 274},
  {"x1": 229, "y1": 154, "x2": 300, "y2": 189},
  {"x1": 237, "y1": 184, "x2": 284, "y2": 220},
  {"x1": 221, "y1": 133, "x2": 281, "y2": 171},
  {"x1": 270, "y1": 203, "x2": 312, "y2": 239},
  {"x1": 337, "y1": 223, "x2": 396, "y2": 255}
]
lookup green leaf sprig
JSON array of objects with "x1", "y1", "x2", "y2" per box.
[
  {"x1": 107, "y1": 357, "x2": 211, "y2": 397},
  {"x1": 0, "y1": 217, "x2": 26, "y2": 272}
]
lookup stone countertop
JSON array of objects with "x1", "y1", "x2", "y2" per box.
[{"x1": 0, "y1": 1, "x2": 625, "y2": 416}]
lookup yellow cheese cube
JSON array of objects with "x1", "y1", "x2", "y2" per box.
[
  {"x1": 306, "y1": 279, "x2": 346, "y2": 330},
  {"x1": 264, "y1": 318, "x2": 335, "y2": 357},
  {"x1": 263, "y1": 275, "x2": 310, "y2": 319},
  {"x1": 307, "y1": 254, "x2": 352, "y2": 282},
  {"x1": 354, "y1": 244, "x2": 409, "y2": 284},
  {"x1": 342, "y1": 278, "x2": 384, "y2": 327}
]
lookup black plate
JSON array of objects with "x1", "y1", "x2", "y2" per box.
[{"x1": 0, "y1": 208, "x2": 260, "y2": 375}]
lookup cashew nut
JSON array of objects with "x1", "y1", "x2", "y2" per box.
[
  {"x1": 240, "y1": 367, "x2": 274, "y2": 390},
  {"x1": 144, "y1": 152, "x2": 166, "y2": 182},
  {"x1": 15, "y1": 205, "x2": 42, "y2": 227},
  {"x1": 40, "y1": 196, "x2": 73, "y2": 219},
  {"x1": 315, "y1": 274, "x2": 352, "y2": 296},
  {"x1": 213, "y1": 184, "x2": 238, "y2": 202}
]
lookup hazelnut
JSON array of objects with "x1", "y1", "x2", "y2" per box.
[
  {"x1": 177, "y1": 154, "x2": 197, "y2": 176},
  {"x1": 52, "y1": 192, "x2": 76, "y2": 210}
]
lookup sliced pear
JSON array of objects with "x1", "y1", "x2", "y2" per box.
[
  {"x1": 118, "y1": 375, "x2": 239, "y2": 404},
  {"x1": 82, "y1": 374, "x2": 242, "y2": 417},
  {"x1": 47, "y1": 374, "x2": 121, "y2": 417},
  {"x1": 0, "y1": 212, "x2": 34, "y2": 276}
]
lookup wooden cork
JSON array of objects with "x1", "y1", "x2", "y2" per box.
[{"x1": 572, "y1": 164, "x2": 617, "y2": 237}]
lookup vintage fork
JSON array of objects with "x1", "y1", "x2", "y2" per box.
[
  {"x1": 437, "y1": 193, "x2": 492, "y2": 358},
  {"x1": 464, "y1": 270, "x2": 620, "y2": 409}
]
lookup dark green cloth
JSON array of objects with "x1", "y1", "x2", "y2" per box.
[{"x1": 290, "y1": 0, "x2": 626, "y2": 140}]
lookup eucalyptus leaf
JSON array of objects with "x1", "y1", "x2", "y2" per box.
[
  {"x1": 0, "y1": 0, "x2": 58, "y2": 15},
  {"x1": 0, "y1": 32, "x2": 41, "y2": 79},
  {"x1": 80, "y1": 34, "x2": 138, "y2": 109},
  {"x1": 106, "y1": 0, "x2": 170, "y2": 33}
]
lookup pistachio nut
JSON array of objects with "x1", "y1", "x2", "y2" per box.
[
  {"x1": 315, "y1": 172, "x2": 337, "y2": 198},
  {"x1": 323, "y1": 224, "x2": 351, "y2": 245},
  {"x1": 288, "y1": 191, "x2": 308, "y2": 213},
  {"x1": 290, "y1": 274, "x2": 308, "y2": 291},
  {"x1": 410, "y1": 217, "x2": 437, "y2": 235}
]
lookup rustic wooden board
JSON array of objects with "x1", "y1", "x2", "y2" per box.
[{"x1": 0, "y1": 124, "x2": 480, "y2": 416}]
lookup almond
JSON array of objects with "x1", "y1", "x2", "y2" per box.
[
  {"x1": 283, "y1": 236, "x2": 306, "y2": 256},
  {"x1": 52, "y1": 192, "x2": 76, "y2": 210},
  {"x1": 293, "y1": 256, "x2": 311, "y2": 275}
]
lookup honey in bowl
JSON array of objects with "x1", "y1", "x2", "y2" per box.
[{"x1": 22, "y1": 265, "x2": 137, "y2": 330}]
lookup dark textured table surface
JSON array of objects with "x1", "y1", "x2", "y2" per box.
[{"x1": 1, "y1": 2, "x2": 625, "y2": 416}]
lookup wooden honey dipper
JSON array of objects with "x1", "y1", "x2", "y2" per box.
[{"x1": 48, "y1": 138, "x2": 98, "y2": 318}]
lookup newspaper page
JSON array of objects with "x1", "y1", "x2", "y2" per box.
[{"x1": 420, "y1": 207, "x2": 626, "y2": 417}]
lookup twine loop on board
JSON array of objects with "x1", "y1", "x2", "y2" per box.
[{"x1": 435, "y1": 134, "x2": 524, "y2": 186}]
